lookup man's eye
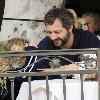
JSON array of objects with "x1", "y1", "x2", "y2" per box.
[
  {"x1": 48, "y1": 31, "x2": 52, "y2": 34},
  {"x1": 55, "y1": 32, "x2": 60, "y2": 34}
]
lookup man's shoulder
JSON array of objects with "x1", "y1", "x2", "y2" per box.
[
  {"x1": 75, "y1": 29, "x2": 100, "y2": 48},
  {"x1": 75, "y1": 29, "x2": 93, "y2": 35},
  {"x1": 75, "y1": 29, "x2": 99, "y2": 39},
  {"x1": 38, "y1": 36, "x2": 53, "y2": 49},
  {"x1": 39, "y1": 36, "x2": 50, "y2": 43}
]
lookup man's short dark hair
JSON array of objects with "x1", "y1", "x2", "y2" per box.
[
  {"x1": 82, "y1": 12, "x2": 100, "y2": 23},
  {"x1": 44, "y1": 8, "x2": 74, "y2": 28}
]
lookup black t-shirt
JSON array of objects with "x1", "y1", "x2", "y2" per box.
[{"x1": 38, "y1": 29, "x2": 100, "y2": 49}]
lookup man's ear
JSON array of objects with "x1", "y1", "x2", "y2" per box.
[{"x1": 69, "y1": 25, "x2": 73, "y2": 33}]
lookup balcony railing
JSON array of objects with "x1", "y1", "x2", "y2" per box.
[{"x1": 0, "y1": 48, "x2": 100, "y2": 100}]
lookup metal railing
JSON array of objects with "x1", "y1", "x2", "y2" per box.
[{"x1": 0, "y1": 48, "x2": 100, "y2": 100}]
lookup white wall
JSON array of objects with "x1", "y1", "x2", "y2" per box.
[{"x1": 0, "y1": 0, "x2": 63, "y2": 45}]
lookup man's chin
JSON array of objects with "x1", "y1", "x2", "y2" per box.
[{"x1": 54, "y1": 43, "x2": 61, "y2": 47}]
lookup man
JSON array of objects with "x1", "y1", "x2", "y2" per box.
[
  {"x1": 24, "y1": 8, "x2": 100, "y2": 72},
  {"x1": 82, "y1": 12, "x2": 100, "y2": 35}
]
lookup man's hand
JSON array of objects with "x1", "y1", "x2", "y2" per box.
[{"x1": 61, "y1": 64, "x2": 79, "y2": 70}]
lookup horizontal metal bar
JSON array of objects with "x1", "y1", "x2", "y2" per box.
[
  {"x1": 0, "y1": 48, "x2": 98, "y2": 57},
  {"x1": 0, "y1": 69, "x2": 99, "y2": 77},
  {"x1": 3, "y1": 18, "x2": 44, "y2": 22}
]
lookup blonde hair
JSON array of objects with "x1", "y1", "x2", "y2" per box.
[
  {"x1": 5, "y1": 38, "x2": 29, "y2": 51},
  {"x1": 0, "y1": 38, "x2": 29, "y2": 71},
  {"x1": 0, "y1": 38, "x2": 29, "y2": 91}
]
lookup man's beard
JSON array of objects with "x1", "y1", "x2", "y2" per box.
[{"x1": 56, "y1": 32, "x2": 71, "y2": 48}]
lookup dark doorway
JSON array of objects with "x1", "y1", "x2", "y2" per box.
[
  {"x1": 0, "y1": 0, "x2": 5, "y2": 31},
  {"x1": 64, "y1": 0, "x2": 100, "y2": 16}
]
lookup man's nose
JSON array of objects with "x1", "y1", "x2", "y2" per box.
[{"x1": 50, "y1": 33, "x2": 57, "y2": 40}]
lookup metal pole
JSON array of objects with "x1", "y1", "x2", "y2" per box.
[
  {"x1": 80, "y1": 74, "x2": 84, "y2": 100},
  {"x1": 28, "y1": 77, "x2": 32, "y2": 100},
  {"x1": 62, "y1": 76, "x2": 66, "y2": 100},
  {"x1": 46, "y1": 76, "x2": 49, "y2": 100},
  {"x1": 97, "y1": 49, "x2": 100, "y2": 100},
  {"x1": 9, "y1": 77, "x2": 15, "y2": 100}
]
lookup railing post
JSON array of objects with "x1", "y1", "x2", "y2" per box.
[
  {"x1": 80, "y1": 74, "x2": 84, "y2": 100},
  {"x1": 61, "y1": 75, "x2": 66, "y2": 100},
  {"x1": 28, "y1": 76, "x2": 32, "y2": 100},
  {"x1": 9, "y1": 77, "x2": 15, "y2": 100},
  {"x1": 97, "y1": 48, "x2": 100, "y2": 100},
  {"x1": 46, "y1": 76, "x2": 49, "y2": 100}
]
